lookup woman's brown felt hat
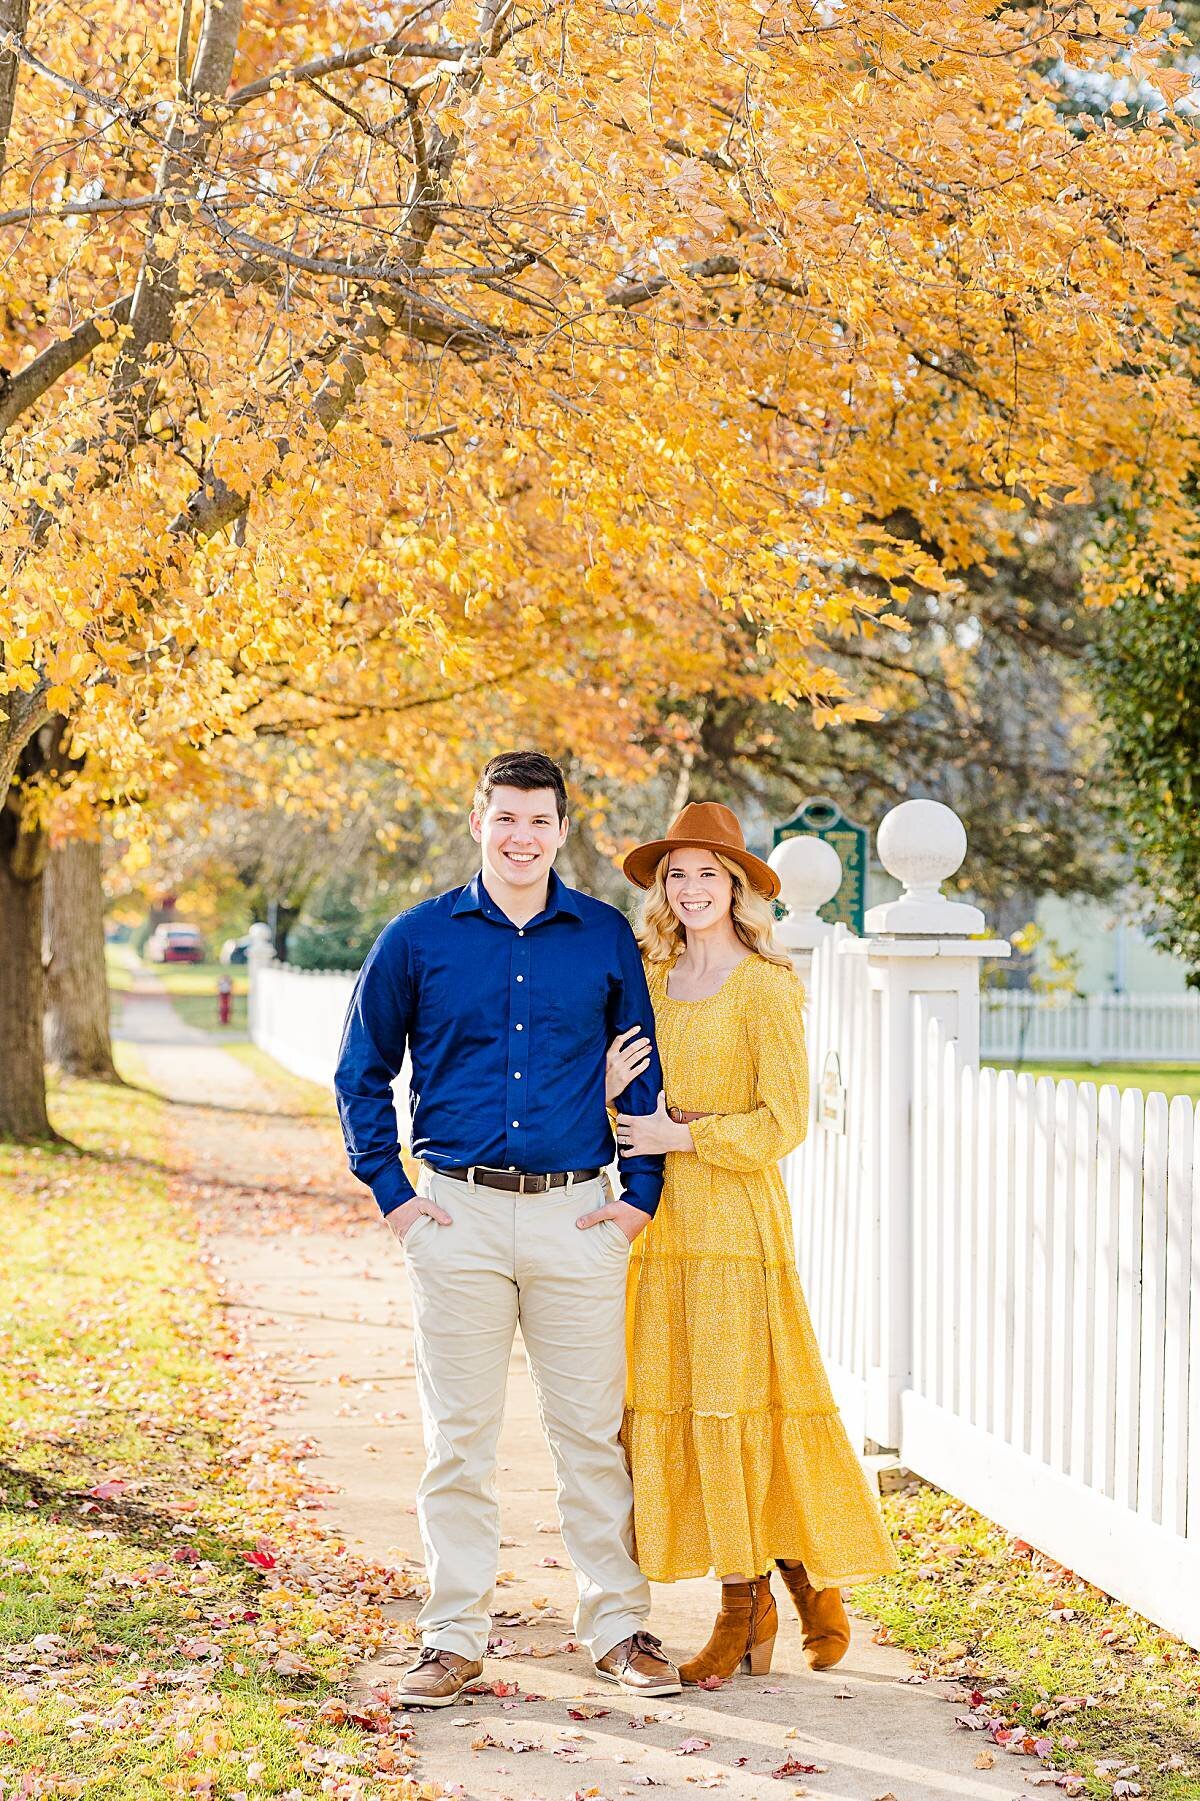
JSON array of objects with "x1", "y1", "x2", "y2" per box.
[{"x1": 622, "y1": 801, "x2": 781, "y2": 900}]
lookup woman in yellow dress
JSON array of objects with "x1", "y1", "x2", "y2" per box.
[{"x1": 607, "y1": 801, "x2": 897, "y2": 1683}]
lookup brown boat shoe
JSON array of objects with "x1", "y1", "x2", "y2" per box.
[
  {"x1": 594, "y1": 1629, "x2": 682, "y2": 1697},
  {"x1": 393, "y1": 1645, "x2": 484, "y2": 1708}
]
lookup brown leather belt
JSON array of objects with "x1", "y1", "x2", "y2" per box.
[
  {"x1": 438, "y1": 1165, "x2": 604, "y2": 1195},
  {"x1": 667, "y1": 1106, "x2": 716, "y2": 1124}
]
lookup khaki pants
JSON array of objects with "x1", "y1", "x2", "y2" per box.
[{"x1": 401, "y1": 1167, "x2": 650, "y2": 1662}]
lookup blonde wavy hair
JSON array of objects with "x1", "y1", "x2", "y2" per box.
[{"x1": 635, "y1": 849, "x2": 793, "y2": 968}]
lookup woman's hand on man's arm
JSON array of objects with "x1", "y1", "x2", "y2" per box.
[
  {"x1": 605, "y1": 1025, "x2": 653, "y2": 1104},
  {"x1": 615, "y1": 1090, "x2": 694, "y2": 1156}
]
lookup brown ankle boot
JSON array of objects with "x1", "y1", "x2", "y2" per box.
[
  {"x1": 678, "y1": 1577, "x2": 778, "y2": 1684},
  {"x1": 777, "y1": 1561, "x2": 850, "y2": 1670}
]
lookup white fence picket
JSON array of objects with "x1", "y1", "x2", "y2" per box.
[
  {"x1": 1181, "y1": 1102, "x2": 1189, "y2": 1541},
  {"x1": 1138, "y1": 1094, "x2": 1169, "y2": 1523},
  {"x1": 1113, "y1": 1085, "x2": 1145, "y2": 1514},
  {"x1": 1048, "y1": 1080, "x2": 1078, "y2": 1475},
  {"x1": 1090, "y1": 1084, "x2": 1122, "y2": 1499},
  {"x1": 1068, "y1": 1083, "x2": 1098, "y2": 1485},
  {"x1": 1161, "y1": 1096, "x2": 1195, "y2": 1536}
]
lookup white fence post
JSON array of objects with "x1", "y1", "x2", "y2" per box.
[
  {"x1": 246, "y1": 922, "x2": 275, "y2": 1045},
  {"x1": 852, "y1": 800, "x2": 1010, "y2": 1446},
  {"x1": 769, "y1": 834, "x2": 840, "y2": 988}
]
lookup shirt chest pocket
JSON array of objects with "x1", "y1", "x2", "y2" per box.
[{"x1": 541, "y1": 970, "x2": 611, "y2": 1048}]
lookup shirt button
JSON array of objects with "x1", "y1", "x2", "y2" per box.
[
  {"x1": 514, "y1": 1071, "x2": 522, "y2": 1080},
  {"x1": 518, "y1": 928, "x2": 525, "y2": 936},
  {"x1": 515, "y1": 1023, "x2": 523, "y2": 1031},
  {"x1": 516, "y1": 975, "x2": 524, "y2": 983},
  {"x1": 512, "y1": 1120, "x2": 520, "y2": 1128}
]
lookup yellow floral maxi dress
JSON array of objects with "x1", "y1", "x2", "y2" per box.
[{"x1": 623, "y1": 953, "x2": 898, "y2": 1587}]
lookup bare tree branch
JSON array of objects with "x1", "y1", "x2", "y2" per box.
[
  {"x1": 225, "y1": 31, "x2": 465, "y2": 111},
  {"x1": 0, "y1": 294, "x2": 133, "y2": 434}
]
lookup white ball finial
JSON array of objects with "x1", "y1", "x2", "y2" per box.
[
  {"x1": 246, "y1": 921, "x2": 276, "y2": 966},
  {"x1": 769, "y1": 835, "x2": 842, "y2": 949},
  {"x1": 866, "y1": 799, "x2": 983, "y2": 936}
]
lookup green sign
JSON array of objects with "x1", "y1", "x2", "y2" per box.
[{"x1": 773, "y1": 797, "x2": 868, "y2": 935}]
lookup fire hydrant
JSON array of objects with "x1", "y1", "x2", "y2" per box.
[{"x1": 217, "y1": 974, "x2": 233, "y2": 1027}]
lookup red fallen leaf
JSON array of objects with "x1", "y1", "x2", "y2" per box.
[
  {"x1": 537, "y1": 1555, "x2": 563, "y2": 1567},
  {"x1": 87, "y1": 1479, "x2": 128, "y2": 1500},
  {"x1": 695, "y1": 1675, "x2": 726, "y2": 1691},
  {"x1": 772, "y1": 1758, "x2": 827, "y2": 1778},
  {"x1": 347, "y1": 1705, "x2": 393, "y2": 1732},
  {"x1": 970, "y1": 1690, "x2": 985, "y2": 1706},
  {"x1": 568, "y1": 1705, "x2": 611, "y2": 1720},
  {"x1": 173, "y1": 1546, "x2": 199, "y2": 1564},
  {"x1": 676, "y1": 1737, "x2": 712, "y2": 1755},
  {"x1": 243, "y1": 1550, "x2": 276, "y2": 1570}
]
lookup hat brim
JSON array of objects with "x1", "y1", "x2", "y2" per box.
[{"x1": 622, "y1": 836, "x2": 780, "y2": 900}]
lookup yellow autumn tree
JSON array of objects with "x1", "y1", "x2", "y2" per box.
[{"x1": 3, "y1": 0, "x2": 1199, "y2": 1135}]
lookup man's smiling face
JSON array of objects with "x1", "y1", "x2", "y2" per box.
[{"x1": 470, "y1": 784, "x2": 569, "y2": 894}]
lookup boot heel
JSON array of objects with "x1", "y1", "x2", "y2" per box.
[{"x1": 742, "y1": 1633, "x2": 776, "y2": 1675}]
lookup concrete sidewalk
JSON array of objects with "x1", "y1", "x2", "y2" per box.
[{"x1": 124, "y1": 1014, "x2": 1043, "y2": 1801}]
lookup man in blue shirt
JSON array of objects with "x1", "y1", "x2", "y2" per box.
[{"x1": 335, "y1": 751, "x2": 680, "y2": 1708}]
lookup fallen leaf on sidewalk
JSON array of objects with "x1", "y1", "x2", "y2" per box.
[
  {"x1": 523, "y1": 1637, "x2": 581, "y2": 1657},
  {"x1": 538, "y1": 1555, "x2": 564, "y2": 1567},
  {"x1": 676, "y1": 1737, "x2": 712, "y2": 1755},
  {"x1": 569, "y1": 1705, "x2": 611, "y2": 1720},
  {"x1": 695, "y1": 1675, "x2": 726, "y2": 1691},
  {"x1": 771, "y1": 1758, "x2": 827, "y2": 1778},
  {"x1": 975, "y1": 1751, "x2": 995, "y2": 1769},
  {"x1": 486, "y1": 1636, "x2": 519, "y2": 1658}
]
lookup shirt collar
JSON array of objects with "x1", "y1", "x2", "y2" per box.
[{"x1": 451, "y1": 867, "x2": 582, "y2": 926}]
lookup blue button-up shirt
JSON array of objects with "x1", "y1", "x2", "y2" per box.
[{"x1": 334, "y1": 870, "x2": 665, "y2": 1218}]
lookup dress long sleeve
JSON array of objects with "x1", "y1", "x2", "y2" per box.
[{"x1": 687, "y1": 963, "x2": 810, "y2": 1173}]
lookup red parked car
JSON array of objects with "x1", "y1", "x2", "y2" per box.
[{"x1": 145, "y1": 923, "x2": 205, "y2": 964}]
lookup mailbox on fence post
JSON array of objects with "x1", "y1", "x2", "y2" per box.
[{"x1": 773, "y1": 797, "x2": 868, "y2": 936}]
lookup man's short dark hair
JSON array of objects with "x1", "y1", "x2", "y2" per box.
[{"x1": 474, "y1": 752, "x2": 569, "y2": 823}]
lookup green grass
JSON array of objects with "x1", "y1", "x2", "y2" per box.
[
  {"x1": 984, "y1": 1061, "x2": 1200, "y2": 1101},
  {"x1": 862, "y1": 1479, "x2": 1200, "y2": 1799},
  {"x1": 0, "y1": 1075, "x2": 417, "y2": 1797}
]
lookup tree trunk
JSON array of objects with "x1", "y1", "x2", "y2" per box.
[
  {"x1": 0, "y1": 792, "x2": 52, "y2": 1140},
  {"x1": 44, "y1": 834, "x2": 119, "y2": 1080}
]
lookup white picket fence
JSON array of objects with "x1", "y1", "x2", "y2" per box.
[
  {"x1": 789, "y1": 920, "x2": 1200, "y2": 1650},
  {"x1": 907, "y1": 1017, "x2": 1200, "y2": 1648},
  {"x1": 250, "y1": 960, "x2": 357, "y2": 1088},
  {"x1": 248, "y1": 957, "x2": 412, "y2": 1135},
  {"x1": 982, "y1": 990, "x2": 1200, "y2": 1065}
]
